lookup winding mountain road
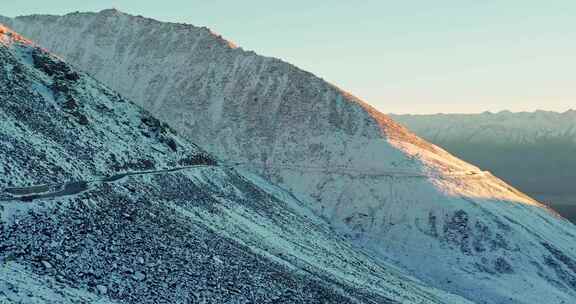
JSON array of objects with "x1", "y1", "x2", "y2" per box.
[
  {"x1": 2, "y1": 164, "x2": 224, "y2": 202},
  {"x1": 2, "y1": 161, "x2": 490, "y2": 203}
]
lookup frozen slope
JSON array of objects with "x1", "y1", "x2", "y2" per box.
[
  {"x1": 3, "y1": 11, "x2": 576, "y2": 303},
  {"x1": 0, "y1": 25, "x2": 474, "y2": 304}
]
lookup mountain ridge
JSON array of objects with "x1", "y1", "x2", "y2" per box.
[
  {"x1": 0, "y1": 23, "x2": 473, "y2": 304},
  {"x1": 392, "y1": 109, "x2": 576, "y2": 144},
  {"x1": 3, "y1": 11, "x2": 576, "y2": 303}
]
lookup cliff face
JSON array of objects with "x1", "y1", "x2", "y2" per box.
[{"x1": 4, "y1": 11, "x2": 576, "y2": 303}]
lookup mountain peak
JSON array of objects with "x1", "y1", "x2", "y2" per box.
[{"x1": 98, "y1": 8, "x2": 123, "y2": 16}]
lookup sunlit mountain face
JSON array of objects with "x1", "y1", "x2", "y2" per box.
[{"x1": 2, "y1": 10, "x2": 576, "y2": 304}]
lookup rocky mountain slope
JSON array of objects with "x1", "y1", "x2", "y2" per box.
[
  {"x1": 0, "y1": 25, "x2": 475, "y2": 304},
  {"x1": 3, "y1": 11, "x2": 576, "y2": 303},
  {"x1": 392, "y1": 111, "x2": 576, "y2": 222}
]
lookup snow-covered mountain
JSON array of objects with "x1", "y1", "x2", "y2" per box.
[
  {"x1": 0, "y1": 25, "x2": 476, "y2": 304},
  {"x1": 3, "y1": 10, "x2": 576, "y2": 303},
  {"x1": 392, "y1": 110, "x2": 576, "y2": 144},
  {"x1": 392, "y1": 111, "x2": 576, "y2": 222}
]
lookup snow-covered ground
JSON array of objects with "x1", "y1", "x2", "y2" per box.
[
  {"x1": 3, "y1": 11, "x2": 576, "y2": 303},
  {"x1": 0, "y1": 263, "x2": 116, "y2": 304},
  {"x1": 0, "y1": 24, "x2": 476, "y2": 304}
]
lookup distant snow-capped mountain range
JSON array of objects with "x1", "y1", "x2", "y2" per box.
[
  {"x1": 392, "y1": 110, "x2": 576, "y2": 144},
  {"x1": 2, "y1": 10, "x2": 576, "y2": 303},
  {"x1": 392, "y1": 110, "x2": 576, "y2": 222}
]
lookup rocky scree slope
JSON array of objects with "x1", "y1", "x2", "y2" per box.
[
  {"x1": 4, "y1": 11, "x2": 576, "y2": 303},
  {"x1": 0, "y1": 25, "x2": 474, "y2": 304}
]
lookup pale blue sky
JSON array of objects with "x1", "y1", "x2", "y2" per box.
[{"x1": 3, "y1": 1, "x2": 575, "y2": 114}]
